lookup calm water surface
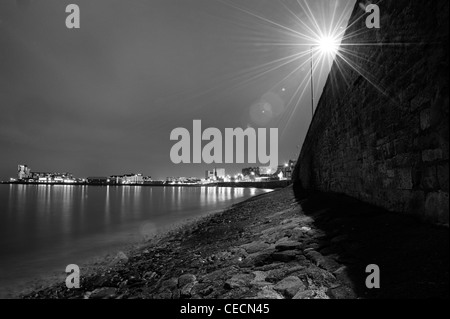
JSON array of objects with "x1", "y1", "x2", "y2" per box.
[{"x1": 0, "y1": 184, "x2": 271, "y2": 297}]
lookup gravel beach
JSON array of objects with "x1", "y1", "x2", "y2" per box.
[{"x1": 21, "y1": 185, "x2": 449, "y2": 299}]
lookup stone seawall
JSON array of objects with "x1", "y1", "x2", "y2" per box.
[{"x1": 293, "y1": 0, "x2": 449, "y2": 225}]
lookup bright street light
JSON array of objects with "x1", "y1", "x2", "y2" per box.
[
  {"x1": 318, "y1": 36, "x2": 339, "y2": 55},
  {"x1": 310, "y1": 35, "x2": 341, "y2": 117}
]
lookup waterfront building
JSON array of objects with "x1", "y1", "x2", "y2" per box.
[
  {"x1": 205, "y1": 168, "x2": 226, "y2": 181},
  {"x1": 275, "y1": 161, "x2": 296, "y2": 180},
  {"x1": 259, "y1": 166, "x2": 275, "y2": 176},
  {"x1": 166, "y1": 177, "x2": 201, "y2": 184},
  {"x1": 143, "y1": 176, "x2": 153, "y2": 183},
  {"x1": 205, "y1": 170, "x2": 215, "y2": 180},
  {"x1": 16, "y1": 164, "x2": 76, "y2": 183},
  {"x1": 109, "y1": 174, "x2": 150, "y2": 184},
  {"x1": 242, "y1": 167, "x2": 260, "y2": 177},
  {"x1": 121, "y1": 174, "x2": 144, "y2": 184},
  {"x1": 215, "y1": 168, "x2": 226, "y2": 179},
  {"x1": 17, "y1": 165, "x2": 31, "y2": 180},
  {"x1": 110, "y1": 175, "x2": 123, "y2": 184}
]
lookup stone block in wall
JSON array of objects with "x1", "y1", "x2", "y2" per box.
[
  {"x1": 431, "y1": 103, "x2": 445, "y2": 130},
  {"x1": 422, "y1": 166, "x2": 439, "y2": 190},
  {"x1": 420, "y1": 109, "x2": 431, "y2": 130},
  {"x1": 438, "y1": 163, "x2": 449, "y2": 192},
  {"x1": 391, "y1": 153, "x2": 420, "y2": 168},
  {"x1": 385, "y1": 190, "x2": 412, "y2": 212},
  {"x1": 396, "y1": 168, "x2": 413, "y2": 190},
  {"x1": 412, "y1": 166, "x2": 423, "y2": 188},
  {"x1": 387, "y1": 170, "x2": 395, "y2": 178},
  {"x1": 385, "y1": 142, "x2": 396, "y2": 159},
  {"x1": 414, "y1": 133, "x2": 441, "y2": 152},
  {"x1": 394, "y1": 138, "x2": 410, "y2": 155},
  {"x1": 425, "y1": 191, "x2": 449, "y2": 225},
  {"x1": 422, "y1": 149, "x2": 444, "y2": 162},
  {"x1": 382, "y1": 177, "x2": 394, "y2": 189},
  {"x1": 377, "y1": 137, "x2": 388, "y2": 147},
  {"x1": 377, "y1": 163, "x2": 387, "y2": 174}
]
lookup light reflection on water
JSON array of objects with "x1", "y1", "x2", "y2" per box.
[{"x1": 0, "y1": 185, "x2": 271, "y2": 297}]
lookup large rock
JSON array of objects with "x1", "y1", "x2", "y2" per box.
[
  {"x1": 172, "y1": 289, "x2": 181, "y2": 299},
  {"x1": 240, "y1": 241, "x2": 270, "y2": 254},
  {"x1": 251, "y1": 271, "x2": 267, "y2": 283},
  {"x1": 293, "y1": 290, "x2": 315, "y2": 299},
  {"x1": 290, "y1": 227, "x2": 307, "y2": 241},
  {"x1": 241, "y1": 250, "x2": 274, "y2": 267},
  {"x1": 250, "y1": 271, "x2": 273, "y2": 288},
  {"x1": 304, "y1": 265, "x2": 338, "y2": 287},
  {"x1": 305, "y1": 250, "x2": 341, "y2": 272},
  {"x1": 274, "y1": 237, "x2": 291, "y2": 245},
  {"x1": 266, "y1": 266, "x2": 304, "y2": 283},
  {"x1": 275, "y1": 241, "x2": 303, "y2": 252},
  {"x1": 180, "y1": 282, "x2": 197, "y2": 298},
  {"x1": 110, "y1": 251, "x2": 129, "y2": 265},
  {"x1": 88, "y1": 287, "x2": 117, "y2": 299},
  {"x1": 272, "y1": 250, "x2": 303, "y2": 262},
  {"x1": 255, "y1": 287, "x2": 284, "y2": 299},
  {"x1": 202, "y1": 268, "x2": 232, "y2": 282},
  {"x1": 224, "y1": 273, "x2": 254, "y2": 289},
  {"x1": 254, "y1": 263, "x2": 285, "y2": 272},
  {"x1": 326, "y1": 285, "x2": 357, "y2": 299},
  {"x1": 178, "y1": 274, "x2": 196, "y2": 288},
  {"x1": 153, "y1": 292, "x2": 172, "y2": 299},
  {"x1": 266, "y1": 268, "x2": 288, "y2": 283},
  {"x1": 161, "y1": 277, "x2": 178, "y2": 290},
  {"x1": 260, "y1": 226, "x2": 286, "y2": 243},
  {"x1": 273, "y1": 276, "x2": 306, "y2": 299}
]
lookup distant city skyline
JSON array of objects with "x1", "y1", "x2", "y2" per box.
[
  {"x1": 0, "y1": 0, "x2": 355, "y2": 180},
  {"x1": 10, "y1": 161, "x2": 295, "y2": 182}
]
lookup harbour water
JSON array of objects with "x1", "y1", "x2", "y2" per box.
[{"x1": 0, "y1": 184, "x2": 271, "y2": 297}]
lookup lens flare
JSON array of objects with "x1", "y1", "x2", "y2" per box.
[{"x1": 317, "y1": 36, "x2": 340, "y2": 55}]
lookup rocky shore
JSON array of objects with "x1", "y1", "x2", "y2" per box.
[{"x1": 22, "y1": 185, "x2": 449, "y2": 299}]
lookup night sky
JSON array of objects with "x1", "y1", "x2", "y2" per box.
[{"x1": 0, "y1": 0, "x2": 355, "y2": 180}]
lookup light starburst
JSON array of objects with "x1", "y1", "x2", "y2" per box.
[
  {"x1": 162, "y1": 0, "x2": 411, "y2": 139},
  {"x1": 317, "y1": 35, "x2": 340, "y2": 55}
]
